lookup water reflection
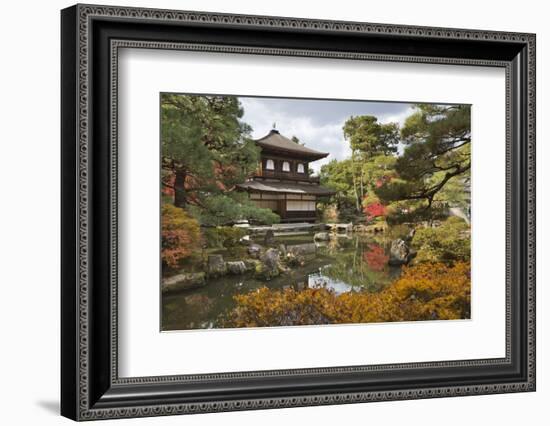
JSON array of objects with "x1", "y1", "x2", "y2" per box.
[
  {"x1": 162, "y1": 233, "x2": 402, "y2": 330},
  {"x1": 308, "y1": 266, "x2": 356, "y2": 295}
]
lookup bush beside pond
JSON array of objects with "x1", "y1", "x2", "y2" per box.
[
  {"x1": 222, "y1": 261, "x2": 470, "y2": 327},
  {"x1": 412, "y1": 217, "x2": 470, "y2": 265},
  {"x1": 203, "y1": 226, "x2": 247, "y2": 249},
  {"x1": 161, "y1": 204, "x2": 201, "y2": 270}
]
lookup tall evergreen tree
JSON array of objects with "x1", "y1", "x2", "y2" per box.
[
  {"x1": 341, "y1": 115, "x2": 400, "y2": 212},
  {"x1": 161, "y1": 94, "x2": 279, "y2": 225},
  {"x1": 375, "y1": 104, "x2": 471, "y2": 213}
]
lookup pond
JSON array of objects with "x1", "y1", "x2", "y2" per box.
[{"x1": 162, "y1": 232, "x2": 403, "y2": 331}]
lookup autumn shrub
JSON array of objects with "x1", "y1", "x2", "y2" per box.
[
  {"x1": 161, "y1": 204, "x2": 201, "y2": 269},
  {"x1": 224, "y1": 287, "x2": 333, "y2": 327},
  {"x1": 412, "y1": 216, "x2": 470, "y2": 265},
  {"x1": 222, "y1": 261, "x2": 470, "y2": 327},
  {"x1": 377, "y1": 261, "x2": 471, "y2": 321},
  {"x1": 363, "y1": 202, "x2": 386, "y2": 220},
  {"x1": 203, "y1": 226, "x2": 246, "y2": 249},
  {"x1": 362, "y1": 193, "x2": 387, "y2": 222}
]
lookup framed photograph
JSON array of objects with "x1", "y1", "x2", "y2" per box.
[{"x1": 61, "y1": 4, "x2": 536, "y2": 421}]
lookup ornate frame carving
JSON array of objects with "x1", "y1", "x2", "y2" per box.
[{"x1": 61, "y1": 4, "x2": 535, "y2": 420}]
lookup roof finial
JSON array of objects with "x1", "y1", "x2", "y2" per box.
[{"x1": 272, "y1": 122, "x2": 276, "y2": 130}]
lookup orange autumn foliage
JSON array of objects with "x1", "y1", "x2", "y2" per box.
[
  {"x1": 223, "y1": 262, "x2": 470, "y2": 328},
  {"x1": 161, "y1": 204, "x2": 201, "y2": 269}
]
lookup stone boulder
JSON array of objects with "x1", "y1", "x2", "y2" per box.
[
  {"x1": 162, "y1": 272, "x2": 206, "y2": 294},
  {"x1": 287, "y1": 243, "x2": 317, "y2": 256},
  {"x1": 226, "y1": 261, "x2": 247, "y2": 275},
  {"x1": 285, "y1": 251, "x2": 305, "y2": 267},
  {"x1": 239, "y1": 235, "x2": 251, "y2": 245},
  {"x1": 404, "y1": 228, "x2": 416, "y2": 243},
  {"x1": 247, "y1": 243, "x2": 263, "y2": 259},
  {"x1": 261, "y1": 248, "x2": 280, "y2": 270},
  {"x1": 256, "y1": 248, "x2": 282, "y2": 280},
  {"x1": 207, "y1": 254, "x2": 227, "y2": 277},
  {"x1": 313, "y1": 232, "x2": 333, "y2": 241},
  {"x1": 388, "y1": 239, "x2": 416, "y2": 266},
  {"x1": 263, "y1": 229, "x2": 275, "y2": 245}
]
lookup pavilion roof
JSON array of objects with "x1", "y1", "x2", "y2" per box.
[{"x1": 255, "y1": 130, "x2": 329, "y2": 160}]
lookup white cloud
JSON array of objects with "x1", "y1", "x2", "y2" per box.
[
  {"x1": 377, "y1": 105, "x2": 416, "y2": 155},
  {"x1": 240, "y1": 98, "x2": 416, "y2": 173},
  {"x1": 241, "y1": 98, "x2": 349, "y2": 173},
  {"x1": 378, "y1": 105, "x2": 416, "y2": 127}
]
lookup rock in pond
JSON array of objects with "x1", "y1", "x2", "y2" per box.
[
  {"x1": 404, "y1": 227, "x2": 416, "y2": 243},
  {"x1": 247, "y1": 243, "x2": 263, "y2": 258},
  {"x1": 287, "y1": 243, "x2": 317, "y2": 256},
  {"x1": 207, "y1": 254, "x2": 227, "y2": 277},
  {"x1": 261, "y1": 248, "x2": 280, "y2": 269},
  {"x1": 388, "y1": 239, "x2": 415, "y2": 265},
  {"x1": 285, "y1": 251, "x2": 305, "y2": 267},
  {"x1": 256, "y1": 248, "x2": 281, "y2": 280},
  {"x1": 263, "y1": 229, "x2": 275, "y2": 245},
  {"x1": 239, "y1": 235, "x2": 251, "y2": 245},
  {"x1": 162, "y1": 272, "x2": 206, "y2": 293},
  {"x1": 314, "y1": 232, "x2": 332, "y2": 241},
  {"x1": 226, "y1": 260, "x2": 247, "y2": 275}
]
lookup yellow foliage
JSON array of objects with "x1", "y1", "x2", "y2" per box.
[{"x1": 223, "y1": 262, "x2": 470, "y2": 327}]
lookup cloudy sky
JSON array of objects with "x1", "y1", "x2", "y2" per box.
[{"x1": 239, "y1": 96, "x2": 415, "y2": 173}]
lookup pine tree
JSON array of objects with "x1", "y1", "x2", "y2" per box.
[{"x1": 161, "y1": 94, "x2": 279, "y2": 225}]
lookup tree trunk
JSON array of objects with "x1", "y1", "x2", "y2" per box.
[
  {"x1": 174, "y1": 169, "x2": 187, "y2": 208},
  {"x1": 360, "y1": 167, "x2": 365, "y2": 200},
  {"x1": 351, "y1": 151, "x2": 361, "y2": 213}
]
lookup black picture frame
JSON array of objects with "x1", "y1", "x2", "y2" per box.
[{"x1": 61, "y1": 4, "x2": 536, "y2": 421}]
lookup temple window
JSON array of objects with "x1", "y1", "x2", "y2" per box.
[
  {"x1": 282, "y1": 161, "x2": 291, "y2": 172},
  {"x1": 297, "y1": 163, "x2": 305, "y2": 173},
  {"x1": 265, "y1": 159, "x2": 275, "y2": 170}
]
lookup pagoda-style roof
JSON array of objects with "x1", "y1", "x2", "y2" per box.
[
  {"x1": 236, "y1": 180, "x2": 336, "y2": 196},
  {"x1": 255, "y1": 129, "x2": 329, "y2": 160}
]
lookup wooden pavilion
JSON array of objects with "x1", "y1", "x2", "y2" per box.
[{"x1": 236, "y1": 129, "x2": 335, "y2": 222}]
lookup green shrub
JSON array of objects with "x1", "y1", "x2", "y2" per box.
[
  {"x1": 385, "y1": 223, "x2": 412, "y2": 241},
  {"x1": 203, "y1": 226, "x2": 247, "y2": 249},
  {"x1": 412, "y1": 217, "x2": 470, "y2": 265}
]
